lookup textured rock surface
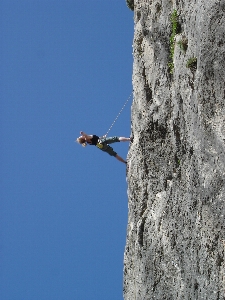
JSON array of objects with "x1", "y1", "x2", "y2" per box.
[{"x1": 124, "y1": 0, "x2": 225, "y2": 299}]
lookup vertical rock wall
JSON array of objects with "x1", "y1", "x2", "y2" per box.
[{"x1": 124, "y1": 0, "x2": 225, "y2": 299}]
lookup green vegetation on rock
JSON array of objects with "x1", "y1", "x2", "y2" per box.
[
  {"x1": 177, "y1": 37, "x2": 188, "y2": 52},
  {"x1": 186, "y1": 57, "x2": 197, "y2": 70},
  {"x1": 168, "y1": 10, "x2": 179, "y2": 73}
]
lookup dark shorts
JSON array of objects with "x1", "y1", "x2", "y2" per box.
[{"x1": 97, "y1": 136, "x2": 120, "y2": 157}]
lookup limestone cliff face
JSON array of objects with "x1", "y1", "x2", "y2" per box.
[{"x1": 124, "y1": 0, "x2": 225, "y2": 299}]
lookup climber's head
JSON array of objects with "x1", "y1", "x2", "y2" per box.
[{"x1": 76, "y1": 136, "x2": 87, "y2": 147}]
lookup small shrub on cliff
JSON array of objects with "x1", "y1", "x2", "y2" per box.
[
  {"x1": 177, "y1": 37, "x2": 188, "y2": 52},
  {"x1": 186, "y1": 57, "x2": 197, "y2": 70},
  {"x1": 168, "y1": 10, "x2": 180, "y2": 73},
  {"x1": 126, "y1": 0, "x2": 134, "y2": 11}
]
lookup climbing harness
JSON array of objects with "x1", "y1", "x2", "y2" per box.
[{"x1": 104, "y1": 92, "x2": 133, "y2": 137}]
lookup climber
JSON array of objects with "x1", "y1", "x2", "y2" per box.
[{"x1": 76, "y1": 131, "x2": 132, "y2": 164}]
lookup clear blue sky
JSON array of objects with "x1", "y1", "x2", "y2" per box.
[{"x1": 1, "y1": 1, "x2": 133, "y2": 299}]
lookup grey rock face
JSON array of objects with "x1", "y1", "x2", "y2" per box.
[{"x1": 124, "y1": 0, "x2": 225, "y2": 299}]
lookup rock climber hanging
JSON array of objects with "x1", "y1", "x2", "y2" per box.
[
  {"x1": 76, "y1": 93, "x2": 133, "y2": 164},
  {"x1": 76, "y1": 131, "x2": 133, "y2": 164}
]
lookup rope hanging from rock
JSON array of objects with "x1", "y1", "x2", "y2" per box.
[{"x1": 104, "y1": 92, "x2": 133, "y2": 137}]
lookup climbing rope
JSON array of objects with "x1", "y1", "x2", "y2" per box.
[{"x1": 104, "y1": 92, "x2": 133, "y2": 137}]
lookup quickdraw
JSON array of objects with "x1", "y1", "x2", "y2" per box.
[{"x1": 96, "y1": 142, "x2": 104, "y2": 149}]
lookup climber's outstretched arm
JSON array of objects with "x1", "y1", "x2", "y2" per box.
[{"x1": 119, "y1": 137, "x2": 131, "y2": 142}]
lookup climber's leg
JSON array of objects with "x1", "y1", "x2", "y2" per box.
[{"x1": 115, "y1": 154, "x2": 127, "y2": 164}]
